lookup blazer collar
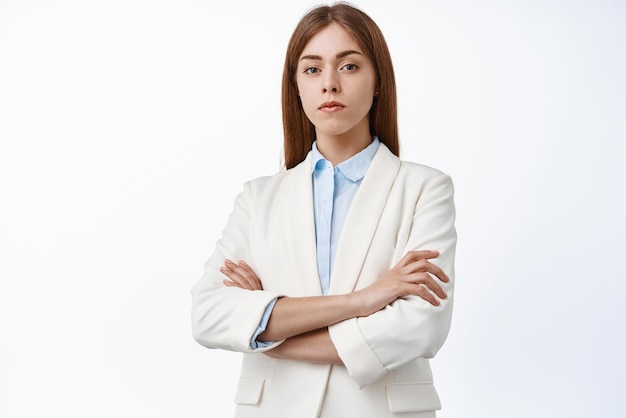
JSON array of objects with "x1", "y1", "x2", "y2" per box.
[
  {"x1": 328, "y1": 144, "x2": 401, "y2": 295},
  {"x1": 284, "y1": 151, "x2": 323, "y2": 296}
]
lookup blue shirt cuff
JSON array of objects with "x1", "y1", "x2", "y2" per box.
[{"x1": 250, "y1": 298, "x2": 278, "y2": 349}]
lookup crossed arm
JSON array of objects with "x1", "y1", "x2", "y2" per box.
[{"x1": 220, "y1": 250, "x2": 449, "y2": 364}]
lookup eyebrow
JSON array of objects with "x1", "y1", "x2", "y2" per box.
[{"x1": 299, "y1": 50, "x2": 363, "y2": 61}]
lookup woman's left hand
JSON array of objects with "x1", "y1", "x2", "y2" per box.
[{"x1": 220, "y1": 259, "x2": 264, "y2": 291}]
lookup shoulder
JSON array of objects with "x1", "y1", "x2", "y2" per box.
[
  {"x1": 399, "y1": 159, "x2": 449, "y2": 180},
  {"x1": 377, "y1": 147, "x2": 455, "y2": 206},
  {"x1": 377, "y1": 144, "x2": 453, "y2": 187},
  {"x1": 243, "y1": 154, "x2": 310, "y2": 196},
  {"x1": 376, "y1": 142, "x2": 451, "y2": 180},
  {"x1": 394, "y1": 161, "x2": 455, "y2": 206},
  {"x1": 246, "y1": 170, "x2": 288, "y2": 189},
  {"x1": 399, "y1": 160, "x2": 453, "y2": 190}
]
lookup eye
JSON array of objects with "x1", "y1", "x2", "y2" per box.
[
  {"x1": 304, "y1": 67, "x2": 320, "y2": 74},
  {"x1": 342, "y1": 63, "x2": 358, "y2": 71}
]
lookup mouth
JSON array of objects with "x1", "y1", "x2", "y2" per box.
[{"x1": 318, "y1": 101, "x2": 345, "y2": 112}]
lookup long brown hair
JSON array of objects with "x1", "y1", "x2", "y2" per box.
[{"x1": 282, "y1": 2, "x2": 399, "y2": 169}]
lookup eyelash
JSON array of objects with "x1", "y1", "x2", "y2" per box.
[{"x1": 303, "y1": 63, "x2": 359, "y2": 74}]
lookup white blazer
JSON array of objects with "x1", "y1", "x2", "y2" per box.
[{"x1": 191, "y1": 144, "x2": 456, "y2": 418}]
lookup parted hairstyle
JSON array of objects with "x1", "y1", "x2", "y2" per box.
[{"x1": 281, "y1": 2, "x2": 399, "y2": 169}]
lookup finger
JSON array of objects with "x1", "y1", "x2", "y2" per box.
[
  {"x1": 406, "y1": 258, "x2": 449, "y2": 283},
  {"x1": 220, "y1": 265, "x2": 246, "y2": 286},
  {"x1": 395, "y1": 250, "x2": 437, "y2": 268},
  {"x1": 396, "y1": 268, "x2": 447, "y2": 299},
  {"x1": 236, "y1": 260, "x2": 263, "y2": 290},
  {"x1": 223, "y1": 279, "x2": 243, "y2": 288},
  {"x1": 396, "y1": 251, "x2": 439, "y2": 270},
  {"x1": 222, "y1": 267, "x2": 257, "y2": 290},
  {"x1": 238, "y1": 260, "x2": 263, "y2": 290},
  {"x1": 410, "y1": 284, "x2": 440, "y2": 306},
  {"x1": 411, "y1": 272, "x2": 447, "y2": 299},
  {"x1": 424, "y1": 261, "x2": 449, "y2": 283},
  {"x1": 221, "y1": 260, "x2": 252, "y2": 287},
  {"x1": 406, "y1": 250, "x2": 439, "y2": 263},
  {"x1": 224, "y1": 259, "x2": 263, "y2": 290},
  {"x1": 223, "y1": 260, "x2": 257, "y2": 290}
]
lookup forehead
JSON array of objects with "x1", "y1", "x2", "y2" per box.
[{"x1": 299, "y1": 23, "x2": 363, "y2": 58}]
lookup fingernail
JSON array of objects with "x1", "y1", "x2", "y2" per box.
[{"x1": 240, "y1": 260, "x2": 247, "y2": 266}]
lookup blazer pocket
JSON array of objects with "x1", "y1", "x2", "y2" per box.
[
  {"x1": 234, "y1": 377, "x2": 265, "y2": 405},
  {"x1": 386, "y1": 382, "x2": 442, "y2": 413}
]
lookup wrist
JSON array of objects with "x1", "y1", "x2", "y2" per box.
[{"x1": 344, "y1": 292, "x2": 365, "y2": 318}]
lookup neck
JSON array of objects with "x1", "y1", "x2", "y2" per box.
[{"x1": 315, "y1": 123, "x2": 372, "y2": 166}]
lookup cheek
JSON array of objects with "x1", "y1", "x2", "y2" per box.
[
  {"x1": 364, "y1": 78, "x2": 377, "y2": 98},
  {"x1": 297, "y1": 85, "x2": 317, "y2": 112},
  {"x1": 355, "y1": 87, "x2": 375, "y2": 110}
]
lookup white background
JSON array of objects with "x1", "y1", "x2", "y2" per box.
[{"x1": 1, "y1": 0, "x2": 624, "y2": 417}]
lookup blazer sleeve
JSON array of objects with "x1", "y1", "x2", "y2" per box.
[
  {"x1": 191, "y1": 181, "x2": 283, "y2": 353},
  {"x1": 329, "y1": 173, "x2": 457, "y2": 387}
]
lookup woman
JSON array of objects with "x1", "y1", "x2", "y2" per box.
[{"x1": 191, "y1": 3, "x2": 456, "y2": 417}]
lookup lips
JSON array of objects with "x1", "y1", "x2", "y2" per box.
[{"x1": 319, "y1": 101, "x2": 345, "y2": 112}]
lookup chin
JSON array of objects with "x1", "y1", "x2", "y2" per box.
[
  {"x1": 317, "y1": 128, "x2": 354, "y2": 138},
  {"x1": 314, "y1": 122, "x2": 360, "y2": 138}
]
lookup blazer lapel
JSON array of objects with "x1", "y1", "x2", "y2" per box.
[
  {"x1": 328, "y1": 144, "x2": 401, "y2": 295},
  {"x1": 283, "y1": 152, "x2": 323, "y2": 296}
]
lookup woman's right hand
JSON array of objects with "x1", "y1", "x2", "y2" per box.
[{"x1": 351, "y1": 250, "x2": 449, "y2": 317}]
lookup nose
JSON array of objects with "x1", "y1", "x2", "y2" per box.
[{"x1": 322, "y1": 71, "x2": 340, "y2": 94}]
